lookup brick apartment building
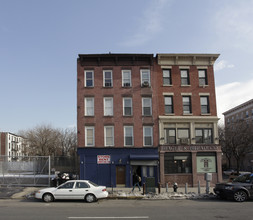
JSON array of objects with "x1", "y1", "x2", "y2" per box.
[
  {"x1": 77, "y1": 53, "x2": 222, "y2": 187},
  {"x1": 156, "y1": 54, "x2": 222, "y2": 186},
  {"x1": 223, "y1": 99, "x2": 253, "y2": 171},
  {"x1": 77, "y1": 54, "x2": 159, "y2": 187},
  {"x1": 0, "y1": 132, "x2": 28, "y2": 161}
]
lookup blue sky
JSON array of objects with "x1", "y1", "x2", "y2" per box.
[{"x1": 1, "y1": 0, "x2": 253, "y2": 133}]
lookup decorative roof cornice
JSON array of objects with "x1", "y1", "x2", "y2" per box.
[{"x1": 157, "y1": 53, "x2": 220, "y2": 66}]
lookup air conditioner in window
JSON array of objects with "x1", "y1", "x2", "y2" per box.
[
  {"x1": 180, "y1": 138, "x2": 189, "y2": 145},
  {"x1": 142, "y1": 81, "x2": 149, "y2": 87}
]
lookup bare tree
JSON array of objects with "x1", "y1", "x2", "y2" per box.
[
  {"x1": 225, "y1": 120, "x2": 253, "y2": 173},
  {"x1": 218, "y1": 125, "x2": 233, "y2": 169},
  {"x1": 19, "y1": 124, "x2": 77, "y2": 157},
  {"x1": 58, "y1": 128, "x2": 77, "y2": 156}
]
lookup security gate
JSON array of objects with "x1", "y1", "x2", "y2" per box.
[{"x1": 0, "y1": 156, "x2": 51, "y2": 186}]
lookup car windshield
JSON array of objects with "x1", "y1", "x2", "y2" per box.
[
  {"x1": 88, "y1": 181, "x2": 99, "y2": 187},
  {"x1": 232, "y1": 174, "x2": 252, "y2": 183}
]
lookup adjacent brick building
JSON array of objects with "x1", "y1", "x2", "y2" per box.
[
  {"x1": 156, "y1": 54, "x2": 222, "y2": 186},
  {"x1": 77, "y1": 53, "x2": 222, "y2": 187},
  {"x1": 223, "y1": 99, "x2": 253, "y2": 171}
]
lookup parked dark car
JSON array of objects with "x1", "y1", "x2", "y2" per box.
[
  {"x1": 51, "y1": 172, "x2": 77, "y2": 187},
  {"x1": 214, "y1": 173, "x2": 253, "y2": 202}
]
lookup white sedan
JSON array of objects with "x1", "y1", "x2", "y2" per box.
[{"x1": 35, "y1": 180, "x2": 108, "y2": 203}]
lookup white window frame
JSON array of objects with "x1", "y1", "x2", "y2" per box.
[
  {"x1": 142, "y1": 97, "x2": 152, "y2": 116},
  {"x1": 104, "y1": 97, "x2": 113, "y2": 116},
  {"x1": 124, "y1": 126, "x2": 134, "y2": 146},
  {"x1": 103, "y1": 70, "x2": 113, "y2": 87},
  {"x1": 84, "y1": 70, "x2": 94, "y2": 87},
  {"x1": 143, "y1": 126, "x2": 153, "y2": 146},
  {"x1": 122, "y1": 70, "x2": 132, "y2": 87},
  {"x1": 123, "y1": 97, "x2": 132, "y2": 116},
  {"x1": 84, "y1": 97, "x2": 94, "y2": 116},
  {"x1": 104, "y1": 126, "x2": 114, "y2": 146},
  {"x1": 140, "y1": 69, "x2": 151, "y2": 86},
  {"x1": 85, "y1": 126, "x2": 95, "y2": 147}
]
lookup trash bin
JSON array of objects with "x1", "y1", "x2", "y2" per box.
[{"x1": 145, "y1": 177, "x2": 156, "y2": 194}]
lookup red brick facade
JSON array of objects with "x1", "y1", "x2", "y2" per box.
[{"x1": 77, "y1": 54, "x2": 159, "y2": 148}]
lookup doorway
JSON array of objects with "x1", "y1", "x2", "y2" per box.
[{"x1": 116, "y1": 166, "x2": 126, "y2": 186}]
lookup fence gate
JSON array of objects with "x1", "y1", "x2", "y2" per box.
[{"x1": 0, "y1": 156, "x2": 51, "y2": 187}]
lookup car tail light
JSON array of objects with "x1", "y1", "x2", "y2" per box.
[{"x1": 102, "y1": 188, "x2": 107, "y2": 192}]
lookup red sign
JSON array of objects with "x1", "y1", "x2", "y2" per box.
[{"x1": 97, "y1": 155, "x2": 111, "y2": 164}]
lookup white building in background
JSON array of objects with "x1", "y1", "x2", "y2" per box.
[{"x1": 0, "y1": 132, "x2": 28, "y2": 161}]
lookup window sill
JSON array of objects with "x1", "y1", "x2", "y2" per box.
[
  {"x1": 104, "y1": 115, "x2": 114, "y2": 117},
  {"x1": 199, "y1": 84, "x2": 209, "y2": 88},
  {"x1": 163, "y1": 84, "x2": 173, "y2": 87},
  {"x1": 201, "y1": 113, "x2": 211, "y2": 116},
  {"x1": 183, "y1": 113, "x2": 193, "y2": 116},
  {"x1": 181, "y1": 85, "x2": 191, "y2": 87},
  {"x1": 123, "y1": 115, "x2": 133, "y2": 117},
  {"x1": 84, "y1": 86, "x2": 94, "y2": 89},
  {"x1": 84, "y1": 115, "x2": 94, "y2": 117}
]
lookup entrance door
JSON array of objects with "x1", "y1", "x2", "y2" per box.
[{"x1": 116, "y1": 166, "x2": 126, "y2": 186}]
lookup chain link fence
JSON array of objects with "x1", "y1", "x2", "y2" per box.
[{"x1": 0, "y1": 155, "x2": 79, "y2": 187}]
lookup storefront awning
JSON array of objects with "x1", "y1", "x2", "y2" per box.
[{"x1": 129, "y1": 154, "x2": 159, "y2": 160}]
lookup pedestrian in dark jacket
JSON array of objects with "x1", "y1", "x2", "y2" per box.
[{"x1": 132, "y1": 173, "x2": 141, "y2": 192}]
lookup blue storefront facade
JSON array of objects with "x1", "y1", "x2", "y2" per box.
[{"x1": 77, "y1": 147, "x2": 159, "y2": 187}]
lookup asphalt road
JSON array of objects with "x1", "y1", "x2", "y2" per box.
[{"x1": 0, "y1": 199, "x2": 252, "y2": 220}]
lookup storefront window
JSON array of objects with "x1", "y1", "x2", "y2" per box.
[{"x1": 164, "y1": 153, "x2": 192, "y2": 174}]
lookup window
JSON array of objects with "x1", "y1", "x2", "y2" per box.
[
  {"x1": 198, "y1": 69, "x2": 207, "y2": 86},
  {"x1": 123, "y1": 97, "x2": 132, "y2": 116},
  {"x1": 142, "y1": 98, "x2": 152, "y2": 116},
  {"x1": 163, "y1": 69, "x2": 172, "y2": 85},
  {"x1": 75, "y1": 182, "x2": 90, "y2": 189},
  {"x1": 104, "y1": 126, "x2": 114, "y2": 146},
  {"x1": 84, "y1": 70, "x2": 94, "y2": 87},
  {"x1": 246, "y1": 111, "x2": 249, "y2": 118},
  {"x1": 165, "y1": 128, "x2": 176, "y2": 144},
  {"x1": 104, "y1": 97, "x2": 113, "y2": 116},
  {"x1": 180, "y1": 69, "x2": 190, "y2": 85},
  {"x1": 178, "y1": 129, "x2": 189, "y2": 139},
  {"x1": 124, "y1": 126, "x2": 133, "y2": 146},
  {"x1": 84, "y1": 97, "x2": 94, "y2": 116},
  {"x1": 103, "y1": 70, "x2": 113, "y2": 87},
  {"x1": 143, "y1": 126, "x2": 153, "y2": 146},
  {"x1": 164, "y1": 96, "x2": 173, "y2": 114},
  {"x1": 122, "y1": 70, "x2": 131, "y2": 87},
  {"x1": 85, "y1": 126, "x2": 94, "y2": 146},
  {"x1": 141, "y1": 69, "x2": 150, "y2": 86},
  {"x1": 164, "y1": 152, "x2": 192, "y2": 174},
  {"x1": 182, "y1": 96, "x2": 191, "y2": 114},
  {"x1": 200, "y1": 96, "x2": 209, "y2": 114},
  {"x1": 195, "y1": 128, "x2": 213, "y2": 144}
]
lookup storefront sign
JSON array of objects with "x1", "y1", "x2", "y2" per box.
[
  {"x1": 160, "y1": 145, "x2": 219, "y2": 152},
  {"x1": 197, "y1": 156, "x2": 216, "y2": 173},
  {"x1": 97, "y1": 155, "x2": 111, "y2": 164}
]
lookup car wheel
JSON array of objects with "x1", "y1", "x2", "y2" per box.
[
  {"x1": 43, "y1": 193, "x2": 54, "y2": 203},
  {"x1": 85, "y1": 194, "x2": 96, "y2": 203},
  {"x1": 234, "y1": 190, "x2": 247, "y2": 202}
]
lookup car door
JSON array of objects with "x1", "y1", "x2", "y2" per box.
[
  {"x1": 249, "y1": 175, "x2": 253, "y2": 198},
  {"x1": 53, "y1": 182, "x2": 75, "y2": 200},
  {"x1": 70, "y1": 181, "x2": 91, "y2": 200}
]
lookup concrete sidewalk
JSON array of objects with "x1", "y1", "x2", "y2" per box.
[{"x1": 0, "y1": 185, "x2": 216, "y2": 200}]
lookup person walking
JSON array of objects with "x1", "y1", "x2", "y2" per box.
[{"x1": 132, "y1": 173, "x2": 141, "y2": 192}]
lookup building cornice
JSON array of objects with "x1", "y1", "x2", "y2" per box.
[
  {"x1": 157, "y1": 53, "x2": 220, "y2": 66},
  {"x1": 159, "y1": 115, "x2": 219, "y2": 123},
  {"x1": 223, "y1": 99, "x2": 253, "y2": 116}
]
